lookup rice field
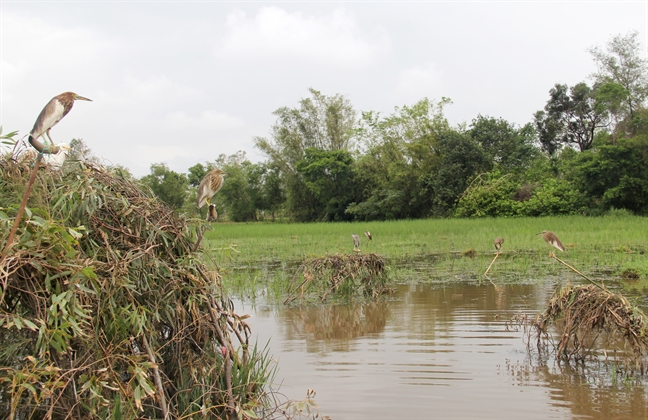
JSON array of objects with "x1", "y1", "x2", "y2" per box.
[{"x1": 203, "y1": 214, "x2": 648, "y2": 293}]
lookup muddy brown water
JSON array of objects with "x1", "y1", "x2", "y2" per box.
[{"x1": 240, "y1": 282, "x2": 648, "y2": 419}]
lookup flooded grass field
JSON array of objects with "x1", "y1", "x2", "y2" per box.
[{"x1": 206, "y1": 216, "x2": 648, "y2": 419}]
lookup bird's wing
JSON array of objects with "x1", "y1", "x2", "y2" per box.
[
  {"x1": 31, "y1": 99, "x2": 66, "y2": 137},
  {"x1": 196, "y1": 175, "x2": 212, "y2": 208}
]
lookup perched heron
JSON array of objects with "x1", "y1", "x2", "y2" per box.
[
  {"x1": 364, "y1": 231, "x2": 372, "y2": 241},
  {"x1": 352, "y1": 234, "x2": 360, "y2": 251},
  {"x1": 207, "y1": 203, "x2": 218, "y2": 222},
  {"x1": 29, "y1": 92, "x2": 92, "y2": 150},
  {"x1": 197, "y1": 168, "x2": 226, "y2": 208},
  {"x1": 538, "y1": 230, "x2": 565, "y2": 252},
  {"x1": 494, "y1": 237, "x2": 504, "y2": 251}
]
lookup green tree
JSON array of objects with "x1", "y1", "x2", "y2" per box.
[
  {"x1": 589, "y1": 31, "x2": 648, "y2": 120},
  {"x1": 294, "y1": 148, "x2": 358, "y2": 222},
  {"x1": 423, "y1": 130, "x2": 489, "y2": 217},
  {"x1": 348, "y1": 98, "x2": 450, "y2": 220},
  {"x1": 534, "y1": 82, "x2": 610, "y2": 153},
  {"x1": 254, "y1": 88, "x2": 357, "y2": 220},
  {"x1": 469, "y1": 115, "x2": 538, "y2": 173},
  {"x1": 140, "y1": 163, "x2": 189, "y2": 209}
]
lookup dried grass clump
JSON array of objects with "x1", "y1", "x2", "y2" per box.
[
  {"x1": 285, "y1": 253, "x2": 391, "y2": 304},
  {"x1": 0, "y1": 158, "x2": 272, "y2": 419},
  {"x1": 535, "y1": 284, "x2": 648, "y2": 366}
]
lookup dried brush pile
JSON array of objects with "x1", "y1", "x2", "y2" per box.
[
  {"x1": 0, "y1": 157, "x2": 273, "y2": 419},
  {"x1": 285, "y1": 253, "x2": 391, "y2": 304},
  {"x1": 535, "y1": 284, "x2": 648, "y2": 369}
]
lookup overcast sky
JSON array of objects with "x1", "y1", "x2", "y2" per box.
[{"x1": 1, "y1": 1, "x2": 646, "y2": 176}]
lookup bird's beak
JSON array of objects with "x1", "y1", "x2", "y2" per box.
[
  {"x1": 61, "y1": 145, "x2": 72, "y2": 150},
  {"x1": 74, "y1": 95, "x2": 92, "y2": 102}
]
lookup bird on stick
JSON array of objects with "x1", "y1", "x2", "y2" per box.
[
  {"x1": 538, "y1": 230, "x2": 565, "y2": 252},
  {"x1": 207, "y1": 203, "x2": 218, "y2": 222},
  {"x1": 352, "y1": 234, "x2": 361, "y2": 252},
  {"x1": 197, "y1": 168, "x2": 226, "y2": 208},
  {"x1": 494, "y1": 238, "x2": 504, "y2": 252},
  {"x1": 28, "y1": 92, "x2": 92, "y2": 153}
]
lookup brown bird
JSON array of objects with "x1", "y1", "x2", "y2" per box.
[
  {"x1": 196, "y1": 168, "x2": 226, "y2": 208},
  {"x1": 206, "y1": 203, "x2": 218, "y2": 222},
  {"x1": 352, "y1": 234, "x2": 361, "y2": 251},
  {"x1": 364, "y1": 231, "x2": 372, "y2": 241},
  {"x1": 538, "y1": 230, "x2": 565, "y2": 252},
  {"x1": 494, "y1": 237, "x2": 504, "y2": 251},
  {"x1": 29, "y1": 92, "x2": 92, "y2": 150}
]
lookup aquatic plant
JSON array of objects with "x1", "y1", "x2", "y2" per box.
[
  {"x1": 535, "y1": 284, "x2": 648, "y2": 370},
  {"x1": 0, "y1": 157, "x2": 274, "y2": 419},
  {"x1": 285, "y1": 253, "x2": 391, "y2": 304}
]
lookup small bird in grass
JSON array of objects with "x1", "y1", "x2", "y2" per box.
[
  {"x1": 364, "y1": 231, "x2": 372, "y2": 241},
  {"x1": 207, "y1": 203, "x2": 218, "y2": 222},
  {"x1": 538, "y1": 230, "x2": 565, "y2": 252},
  {"x1": 196, "y1": 167, "x2": 226, "y2": 208},
  {"x1": 494, "y1": 237, "x2": 504, "y2": 252},
  {"x1": 352, "y1": 234, "x2": 361, "y2": 251},
  {"x1": 29, "y1": 92, "x2": 92, "y2": 150}
]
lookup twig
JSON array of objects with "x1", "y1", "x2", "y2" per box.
[
  {"x1": 484, "y1": 252, "x2": 501, "y2": 276},
  {"x1": 550, "y1": 253, "x2": 605, "y2": 291},
  {"x1": 1, "y1": 154, "x2": 43, "y2": 263},
  {"x1": 141, "y1": 335, "x2": 169, "y2": 420}
]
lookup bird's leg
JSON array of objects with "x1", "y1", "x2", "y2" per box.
[{"x1": 45, "y1": 130, "x2": 55, "y2": 146}]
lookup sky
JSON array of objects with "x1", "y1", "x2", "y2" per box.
[{"x1": 1, "y1": 1, "x2": 646, "y2": 177}]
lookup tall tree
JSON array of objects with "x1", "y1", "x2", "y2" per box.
[
  {"x1": 254, "y1": 88, "x2": 357, "y2": 220},
  {"x1": 534, "y1": 82, "x2": 610, "y2": 153},
  {"x1": 589, "y1": 31, "x2": 648, "y2": 120}
]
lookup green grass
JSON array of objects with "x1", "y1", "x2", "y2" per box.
[{"x1": 202, "y1": 215, "x2": 648, "y2": 295}]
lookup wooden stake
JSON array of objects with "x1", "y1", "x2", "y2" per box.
[{"x1": 484, "y1": 252, "x2": 501, "y2": 276}]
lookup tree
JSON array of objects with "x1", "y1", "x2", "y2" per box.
[
  {"x1": 423, "y1": 130, "x2": 489, "y2": 216},
  {"x1": 534, "y1": 82, "x2": 610, "y2": 153},
  {"x1": 589, "y1": 31, "x2": 648, "y2": 120},
  {"x1": 348, "y1": 98, "x2": 451, "y2": 220},
  {"x1": 140, "y1": 163, "x2": 189, "y2": 209},
  {"x1": 295, "y1": 148, "x2": 358, "y2": 222},
  {"x1": 254, "y1": 88, "x2": 357, "y2": 220},
  {"x1": 469, "y1": 115, "x2": 538, "y2": 172}
]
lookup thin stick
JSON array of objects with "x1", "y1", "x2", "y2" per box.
[
  {"x1": 484, "y1": 252, "x2": 501, "y2": 276},
  {"x1": 1, "y1": 154, "x2": 43, "y2": 263},
  {"x1": 142, "y1": 335, "x2": 169, "y2": 420},
  {"x1": 193, "y1": 226, "x2": 207, "y2": 253},
  {"x1": 551, "y1": 253, "x2": 605, "y2": 291}
]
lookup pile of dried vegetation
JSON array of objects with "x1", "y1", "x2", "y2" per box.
[
  {"x1": 535, "y1": 283, "x2": 648, "y2": 370},
  {"x1": 0, "y1": 156, "x2": 274, "y2": 419},
  {"x1": 285, "y1": 253, "x2": 391, "y2": 304}
]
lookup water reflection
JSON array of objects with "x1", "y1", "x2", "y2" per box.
[{"x1": 242, "y1": 282, "x2": 647, "y2": 419}]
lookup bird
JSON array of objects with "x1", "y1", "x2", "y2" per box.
[
  {"x1": 197, "y1": 168, "x2": 226, "y2": 208},
  {"x1": 352, "y1": 234, "x2": 361, "y2": 251},
  {"x1": 206, "y1": 203, "x2": 218, "y2": 222},
  {"x1": 538, "y1": 230, "x2": 565, "y2": 252},
  {"x1": 364, "y1": 231, "x2": 372, "y2": 241},
  {"x1": 494, "y1": 237, "x2": 504, "y2": 251},
  {"x1": 29, "y1": 92, "x2": 92, "y2": 150},
  {"x1": 43, "y1": 143, "x2": 72, "y2": 169}
]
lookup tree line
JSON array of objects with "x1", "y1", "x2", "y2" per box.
[{"x1": 139, "y1": 32, "x2": 648, "y2": 222}]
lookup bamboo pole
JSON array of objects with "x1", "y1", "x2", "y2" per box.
[
  {"x1": 0, "y1": 154, "x2": 43, "y2": 263},
  {"x1": 550, "y1": 253, "x2": 605, "y2": 291},
  {"x1": 484, "y1": 252, "x2": 501, "y2": 276}
]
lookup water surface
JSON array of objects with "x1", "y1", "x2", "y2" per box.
[{"x1": 241, "y1": 282, "x2": 647, "y2": 419}]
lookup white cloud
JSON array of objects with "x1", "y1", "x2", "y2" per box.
[
  {"x1": 215, "y1": 7, "x2": 390, "y2": 70},
  {"x1": 165, "y1": 110, "x2": 244, "y2": 131},
  {"x1": 394, "y1": 63, "x2": 444, "y2": 103}
]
